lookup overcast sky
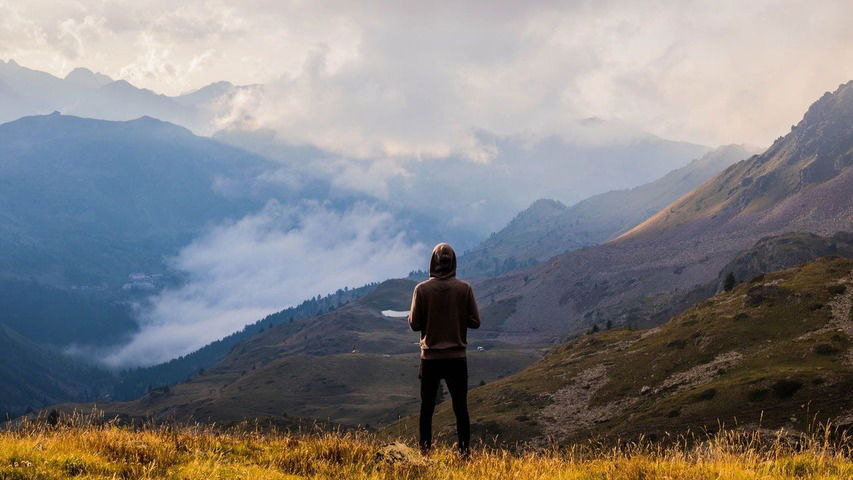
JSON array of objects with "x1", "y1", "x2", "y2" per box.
[{"x1": 3, "y1": 0, "x2": 853, "y2": 153}]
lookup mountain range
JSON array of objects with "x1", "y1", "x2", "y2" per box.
[
  {"x1": 58, "y1": 79, "x2": 853, "y2": 439},
  {"x1": 0, "y1": 113, "x2": 283, "y2": 347},
  {"x1": 0, "y1": 59, "x2": 240, "y2": 134},
  {"x1": 472, "y1": 81, "x2": 853, "y2": 344},
  {"x1": 1, "y1": 59, "x2": 712, "y2": 241},
  {"x1": 3, "y1": 61, "x2": 853, "y2": 446},
  {"x1": 460, "y1": 144, "x2": 757, "y2": 277}
]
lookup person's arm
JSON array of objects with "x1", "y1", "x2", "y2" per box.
[
  {"x1": 408, "y1": 285, "x2": 424, "y2": 331},
  {"x1": 467, "y1": 285, "x2": 481, "y2": 329}
]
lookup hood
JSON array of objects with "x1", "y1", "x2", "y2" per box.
[{"x1": 429, "y1": 243, "x2": 456, "y2": 279}]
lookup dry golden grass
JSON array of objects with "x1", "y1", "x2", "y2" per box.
[{"x1": 1, "y1": 411, "x2": 851, "y2": 479}]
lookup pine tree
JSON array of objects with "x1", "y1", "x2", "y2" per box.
[{"x1": 724, "y1": 272, "x2": 737, "y2": 292}]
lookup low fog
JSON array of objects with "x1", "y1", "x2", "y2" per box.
[{"x1": 101, "y1": 201, "x2": 425, "y2": 367}]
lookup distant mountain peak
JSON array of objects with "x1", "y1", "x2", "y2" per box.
[
  {"x1": 525, "y1": 198, "x2": 567, "y2": 214},
  {"x1": 64, "y1": 67, "x2": 113, "y2": 88},
  {"x1": 620, "y1": 79, "x2": 853, "y2": 240}
]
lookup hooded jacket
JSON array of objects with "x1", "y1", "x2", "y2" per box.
[{"x1": 408, "y1": 243, "x2": 481, "y2": 359}]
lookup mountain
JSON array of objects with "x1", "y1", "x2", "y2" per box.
[
  {"x1": 621, "y1": 82, "x2": 853, "y2": 240},
  {"x1": 54, "y1": 230, "x2": 853, "y2": 429},
  {"x1": 716, "y1": 231, "x2": 853, "y2": 292},
  {"x1": 0, "y1": 60, "x2": 712, "y2": 247},
  {"x1": 461, "y1": 144, "x2": 756, "y2": 277},
  {"x1": 0, "y1": 113, "x2": 292, "y2": 346},
  {"x1": 219, "y1": 127, "x2": 711, "y2": 241},
  {"x1": 63, "y1": 279, "x2": 543, "y2": 427},
  {"x1": 388, "y1": 256, "x2": 853, "y2": 444},
  {"x1": 467, "y1": 81, "x2": 853, "y2": 343},
  {"x1": 0, "y1": 322, "x2": 111, "y2": 417},
  {"x1": 0, "y1": 59, "x2": 242, "y2": 134}
]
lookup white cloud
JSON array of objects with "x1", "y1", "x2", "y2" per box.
[
  {"x1": 3, "y1": 1, "x2": 853, "y2": 153},
  {"x1": 100, "y1": 200, "x2": 425, "y2": 367}
]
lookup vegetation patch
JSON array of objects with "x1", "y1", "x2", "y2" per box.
[
  {"x1": 813, "y1": 343, "x2": 841, "y2": 355},
  {"x1": 772, "y1": 379, "x2": 803, "y2": 399}
]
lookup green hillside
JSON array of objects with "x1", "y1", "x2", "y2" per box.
[
  {"x1": 64, "y1": 279, "x2": 543, "y2": 427},
  {"x1": 388, "y1": 257, "x2": 853, "y2": 445}
]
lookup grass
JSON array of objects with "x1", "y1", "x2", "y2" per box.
[{"x1": 1, "y1": 412, "x2": 852, "y2": 479}]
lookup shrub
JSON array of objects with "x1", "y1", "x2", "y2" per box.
[
  {"x1": 748, "y1": 389, "x2": 769, "y2": 402},
  {"x1": 695, "y1": 388, "x2": 717, "y2": 401},
  {"x1": 772, "y1": 379, "x2": 803, "y2": 398},
  {"x1": 813, "y1": 343, "x2": 840, "y2": 355},
  {"x1": 724, "y1": 272, "x2": 737, "y2": 292},
  {"x1": 828, "y1": 284, "x2": 847, "y2": 295}
]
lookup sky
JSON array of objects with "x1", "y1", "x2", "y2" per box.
[{"x1": 3, "y1": 0, "x2": 853, "y2": 157}]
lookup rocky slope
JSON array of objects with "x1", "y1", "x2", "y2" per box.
[
  {"x1": 461, "y1": 145, "x2": 754, "y2": 277},
  {"x1": 469, "y1": 81, "x2": 853, "y2": 344}
]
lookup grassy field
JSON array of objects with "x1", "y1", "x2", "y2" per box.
[{"x1": 1, "y1": 413, "x2": 852, "y2": 479}]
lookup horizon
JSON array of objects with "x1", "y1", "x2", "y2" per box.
[{"x1": 3, "y1": 1, "x2": 853, "y2": 153}]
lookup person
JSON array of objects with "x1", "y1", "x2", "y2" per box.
[{"x1": 408, "y1": 242, "x2": 480, "y2": 457}]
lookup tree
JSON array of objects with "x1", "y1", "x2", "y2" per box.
[{"x1": 724, "y1": 272, "x2": 737, "y2": 292}]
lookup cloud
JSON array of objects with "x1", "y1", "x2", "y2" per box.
[
  {"x1": 5, "y1": 1, "x2": 853, "y2": 152},
  {"x1": 99, "y1": 200, "x2": 426, "y2": 367}
]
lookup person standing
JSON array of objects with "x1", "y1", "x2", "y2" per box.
[{"x1": 408, "y1": 242, "x2": 481, "y2": 457}]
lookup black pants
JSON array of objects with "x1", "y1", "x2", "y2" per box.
[{"x1": 419, "y1": 357, "x2": 470, "y2": 454}]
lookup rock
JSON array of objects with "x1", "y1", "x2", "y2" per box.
[
  {"x1": 640, "y1": 386, "x2": 651, "y2": 395},
  {"x1": 374, "y1": 442, "x2": 427, "y2": 466}
]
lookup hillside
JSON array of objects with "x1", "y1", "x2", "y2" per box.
[
  {"x1": 622, "y1": 80, "x2": 853, "y2": 239},
  {"x1": 0, "y1": 323, "x2": 110, "y2": 416},
  {"x1": 461, "y1": 145, "x2": 754, "y2": 277},
  {"x1": 70, "y1": 279, "x2": 543, "y2": 427},
  {"x1": 388, "y1": 257, "x2": 853, "y2": 444},
  {"x1": 110, "y1": 281, "x2": 379, "y2": 401},
  {"x1": 467, "y1": 81, "x2": 853, "y2": 343},
  {"x1": 0, "y1": 113, "x2": 287, "y2": 346}
]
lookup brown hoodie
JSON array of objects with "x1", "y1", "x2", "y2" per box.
[{"x1": 408, "y1": 243, "x2": 481, "y2": 359}]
